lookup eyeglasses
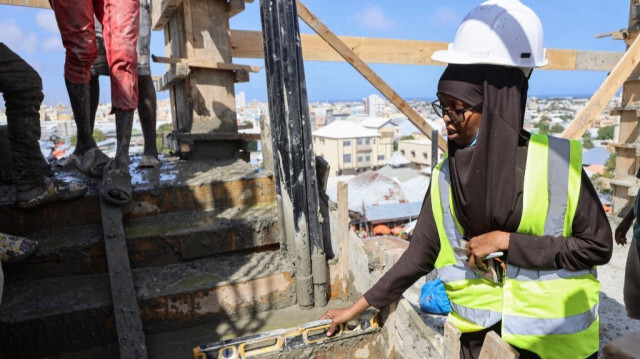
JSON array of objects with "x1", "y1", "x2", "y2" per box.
[{"x1": 431, "y1": 100, "x2": 475, "y2": 124}]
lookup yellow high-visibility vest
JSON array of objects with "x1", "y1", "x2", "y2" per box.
[{"x1": 431, "y1": 134, "x2": 599, "y2": 359}]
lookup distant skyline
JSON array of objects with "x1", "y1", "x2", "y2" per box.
[{"x1": 0, "y1": 1, "x2": 629, "y2": 107}]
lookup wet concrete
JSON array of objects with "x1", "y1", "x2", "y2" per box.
[
  {"x1": 56, "y1": 299, "x2": 356, "y2": 359},
  {"x1": 2, "y1": 155, "x2": 275, "y2": 233}
]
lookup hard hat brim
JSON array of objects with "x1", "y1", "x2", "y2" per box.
[{"x1": 431, "y1": 49, "x2": 548, "y2": 68}]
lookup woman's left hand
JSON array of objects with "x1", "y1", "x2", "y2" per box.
[{"x1": 466, "y1": 231, "x2": 510, "y2": 267}]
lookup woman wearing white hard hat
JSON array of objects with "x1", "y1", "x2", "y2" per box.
[{"x1": 322, "y1": 1, "x2": 612, "y2": 358}]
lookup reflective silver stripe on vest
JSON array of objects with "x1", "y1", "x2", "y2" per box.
[
  {"x1": 438, "y1": 159, "x2": 463, "y2": 250},
  {"x1": 507, "y1": 265, "x2": 597, "y2": 281},
  {"x1": 545, "y1": 136, "x2": 570, "y2": 236},
  {"x1": 503, "y1": 303, "x2": 599, "y2": 336},
  {"x1": 437, "y1": 264, "x2": 480, "y2": 283},
  {"x1": 450, "y1": 302, "x2": 502, "y2": 328}
]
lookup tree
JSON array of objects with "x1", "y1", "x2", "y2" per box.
[
  {"x1": 550, "y1": 123, "x2": 564, "y2": 134},
  {"x1": 534, "y1": 121, "x2": 550, "y2": 134},
  {"x1": 604, "y1": 153, "x2": 616, "y2": 175},
  {"x1": 157, "y1": 124, "x2": 173, "y2": 134},
  {"x1": 540, "y1": 115, "x2": 550, "y2": 122},
  {"x1": 582, "y1": 132, "x2": 594, "y2": 150},
  {"x1": 597, "y1": 125, "x2": 614, "y2": 140}
]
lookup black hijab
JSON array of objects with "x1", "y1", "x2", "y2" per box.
[{"x1": 437, "y1": 64, "x2": 529, "y2": 236}]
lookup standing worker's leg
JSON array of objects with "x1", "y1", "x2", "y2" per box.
[
  {"x1": 137, "y1": 0, "x2": 159, "y2": 168},
  {"x1": 624, "y1": 241, "x2": 640, "y2": 319},
  {"x1": 90, "y1": 18, "x2": 110, "y2": 132},
  {"x1": 0, "y1": 43, "x2": 87, "y2": 208},
  {"x1": 99, "y1": 0, "x2": 140, "y2": 204},
  {"x1": 49, "y1": 0, "x2": 109, "y2": 178}
]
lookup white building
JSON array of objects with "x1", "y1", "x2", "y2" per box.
[{"x1": 365, "y1": 94, "x2": 385, "y2": 117}]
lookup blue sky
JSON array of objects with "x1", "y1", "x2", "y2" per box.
[{"x1": 0, "y1": 1, "x2": 630, "y2": 106}]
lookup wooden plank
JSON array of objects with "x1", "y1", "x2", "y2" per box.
[
  {"x1": 0, "y1": 0, "x2": 625, "y2": 72},
  {"x1": 151, "y1": 0, "x2": 183, "y2": 31},
  {"x1": 152, "y1": 55, "x2": 260, "y2": 72},
  {"x1": 0, "y1": 0, "x2": 49, "y2": 8},
  {"x1": 230, "y1": 30, "x2": 623, "y2": 72},
  {"x1": 337, "y1": 181, "x2": 349, "y2": 301},
  {"x1": 478, "y1": 331, "x2": 519, "y2": 359},
  {"x1": 182, "y1": 0, "x2": 195, "y2": 59},
  {"x1": 561, "y1": 34, "x2": 640, "y2": 139},
  {"x1": 186, "y1": 0, "x2": 237, "y2": 134},
  {"x1": 295, "y1": 0, "x2": 448, "y2": 151},
  {"x1": 0, "y1": 0, "x2": 628, "y2": 72},
  {"x1": 156, "y1": 63, "x2": 189, "y2": 91},
  {"x1": 234, "y1": 69, "x2": 250, "y2": 83},
  {"x1": 443, "y1": 321, "x2": 461, "y2": 359},
  {"x1": 100, "y1": 199, "x2": 148, "y2": 359}
]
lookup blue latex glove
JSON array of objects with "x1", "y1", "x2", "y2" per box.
[{"x1": 419, "y1": 278, "x2": 451, "y2": 314}]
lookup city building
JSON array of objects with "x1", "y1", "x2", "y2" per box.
[
  {"x1": 364, "y1": 94, "x2": 385, "y2": 117},
  {"x1": 312, "y1": 120, "x2": 391, "y2": 175},
  {"x1": 398, "y1": 138, "x2": 441, "y2": 170}
]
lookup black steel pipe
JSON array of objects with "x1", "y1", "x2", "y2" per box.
[{"x1": 259, "y1": 0, "x2": 327, "y2": 308}]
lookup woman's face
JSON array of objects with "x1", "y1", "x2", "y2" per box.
[{"x1": 439, "y1": 93, "x2": 482, "y2": 146}]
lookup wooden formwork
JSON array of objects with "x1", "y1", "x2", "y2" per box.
[
  {"x1": 151, "y1": 0, "x2": 258, "y2": 160},
  {"x1": 609, "y1": 1, "x2": 640, "y2": 215}
]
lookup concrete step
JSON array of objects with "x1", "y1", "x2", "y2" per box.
[
  {"x1": 0, "y1": 250, "x2": 295, "y2": 358},
  {"x1": 0, "y1": 158, "x2": 275, "y2": 233},
  {"x1": 4, "y1": 203, "x2": 281, "y2": 279}
]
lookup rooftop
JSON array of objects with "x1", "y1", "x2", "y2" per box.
[{"x1": 312, "y1": 120, "x2": 380, "y2": 139}]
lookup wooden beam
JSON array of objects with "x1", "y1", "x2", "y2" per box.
[
  {"x1": 444, "y1": 320, "x2": 461, "y2": 359},
  {"x1": 478, "y1": 331, "x2": 519, "y2": 359},
  {"x1": 0, "y1": 0, "x2": 625, "y2": 72},
  {"x1": 0, "y1": 0, "x2": 49, "y2": 8},
  {"x1": 100, "y1": 199, "x2": 148, "y2": 359},
  {"x1": 337, "y1": 181, "x2": 349, "y2": 301},
  {"x1": 152, "y1": 55, "x2": 260, "y2": 72},
  {"x1": 295, "y1": 0, "x2": 448, "y2": 151},
  {"x1": 561, "y1": 34, "x2": 640, "y2": 139},
  {"x1": 151, "y1": 0, "x2": 183, "y2": 31},
  {"x1": 230, "y1": 30, "x2": 623, "y2": 72},
  {"x1": 156, "y1": 63, "x2": 189, "y2": 91}
]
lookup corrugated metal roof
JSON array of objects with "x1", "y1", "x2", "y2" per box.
[
  {"x1": 326, "y1": 170, "x2": 409, "y2": 213},
  {"x1": 377, "y1": 165, "x2": 421, "y2": 182},
  {"x1": 400, "y1": 175, "x2": 430, "y2": 203},
  {"x1": 312, "y1": 120, "x2": 380, "y2": 139},
  {"x1": 364, "y1": 202, "x2": 423, "y2": 223}
]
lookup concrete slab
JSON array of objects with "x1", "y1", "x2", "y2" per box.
[{"x1": 1, "y1": 157, "x2": 275, "y2": 233}]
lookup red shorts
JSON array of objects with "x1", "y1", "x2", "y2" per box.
[{"x1": 49, "y1": 0, "x2": 139, "y2": 111}]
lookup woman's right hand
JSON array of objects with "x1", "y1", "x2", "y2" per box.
[{"x1": 320, "y1": 297, "x2": 370, "y2": 336}]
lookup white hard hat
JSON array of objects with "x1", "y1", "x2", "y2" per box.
[{"x1": 431, "y1": 0, "x2": 547, "y2": 68}]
